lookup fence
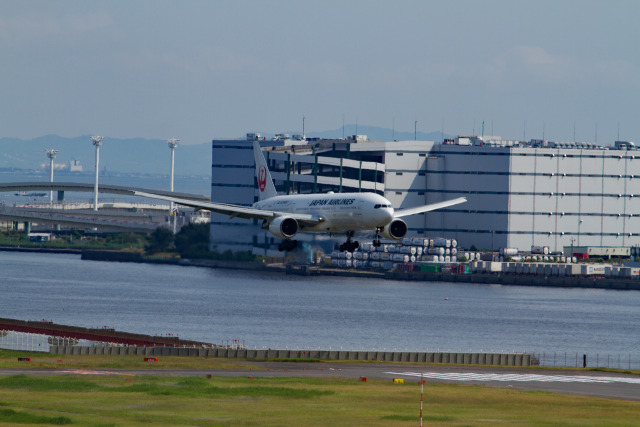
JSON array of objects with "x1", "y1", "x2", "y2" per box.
[
  {"x1": 2, "y1": 332, "x2": 637, "y2": 370},
  {"x1": 531, "y1": 352, "x2": 640, "y2": 370}
]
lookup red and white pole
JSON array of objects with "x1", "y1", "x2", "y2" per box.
[{"x1": 420, "y1": 372, "x2": 424, "y2": 427}]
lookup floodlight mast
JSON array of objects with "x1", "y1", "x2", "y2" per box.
[
  {"x1": 45, "y1": 149, "x2": 59, "y2": 203},
  {"x1": 166, "y1": 138, "x2": 180, "y2": 233},
  {"x1": 91, "y1": 136, "x2": 104, "y2": 211}
]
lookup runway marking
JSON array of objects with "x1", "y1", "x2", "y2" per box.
[{"x1": 385, "y1": 371, "x2": 640, "y2": 385}]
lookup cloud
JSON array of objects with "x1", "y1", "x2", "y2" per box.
[
  {"x1": 483, "y1": 45, "x2": 637, "y2": 87},
  {"x1": 0, "y1": 10, "x2": 111, "y2": 45}
]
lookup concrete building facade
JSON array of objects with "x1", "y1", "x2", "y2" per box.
[{"x1": 210, "y1": 134, "x2": 639, "y2": 254}]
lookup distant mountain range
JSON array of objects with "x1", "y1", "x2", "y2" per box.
[{"x1": 0, "y1": 127, "x2": 452, "y2": 175}]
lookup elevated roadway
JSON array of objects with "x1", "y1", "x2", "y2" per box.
[
  {"x1": 0, "y1": 182, "x2": 210, "y2": 232},
  {"x1": 0, "y1": 181, "x2": 210, "y2": 202}
]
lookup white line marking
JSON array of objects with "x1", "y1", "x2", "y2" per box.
[{"x1": 385, "y1": 371, "x2": 640, "y2": 385}]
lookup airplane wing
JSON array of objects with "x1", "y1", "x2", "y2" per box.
[
  {"x1": 394, "y1": 197, "x2": 466, "y2": 218},
  {"x1": 131, "y1": 190, "x2": 323, "y2": 225}
]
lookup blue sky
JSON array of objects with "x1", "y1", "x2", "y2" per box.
[{"x1": 1, "y1": 0, "x2": 638, "y2": 145}]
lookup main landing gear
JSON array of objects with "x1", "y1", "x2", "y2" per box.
[
  {"x1": 278, "y1": 239, "x2": 298, "y2": 252},
  {"x1": 339, "y1": 231, "x2": 360, "y2": 252}
]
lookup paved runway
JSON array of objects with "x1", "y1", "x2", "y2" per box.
[{"x1": 2, "y1": 362, "x2": 639, "y2": 401}]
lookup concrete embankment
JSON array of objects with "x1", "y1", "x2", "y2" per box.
[
  {"x1": 49, "y1": 345, "x2": 535, "y2": 367},
  {"x1": 384, "y1": 270, "x2": 640, "y2": 290}
]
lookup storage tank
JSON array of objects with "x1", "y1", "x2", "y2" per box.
[
  {"x1": 428, "y1": 247, "x2": 445, "y2": 256},
  {"x1": 391, "y1": 254, "x2": 405, "y2": 263},
  {"x1": 434, "y1": 238, "x2": 447, "y2": 247},
  {"x1": 500, "y1": 248, "x2": 518, "y2": 257},
  {"x1": 531, "y1": 245, "x2": 550, "y2": 255}
]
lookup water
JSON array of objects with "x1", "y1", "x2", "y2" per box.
[{"x1": 1, "y1": 251, "x2": 638, "y2": 359}]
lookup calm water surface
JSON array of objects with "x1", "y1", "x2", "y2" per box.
[{"x1": 1, "y1": 252, "x2": 638, "y2": 356}]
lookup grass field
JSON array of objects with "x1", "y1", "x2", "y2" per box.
[{"x1": 1, "y1": 350, "x2": 639, "y2": 426}]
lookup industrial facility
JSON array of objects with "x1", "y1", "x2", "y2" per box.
[{"x1": 210, "y1": 133, "x2": 638, "y2": 255}]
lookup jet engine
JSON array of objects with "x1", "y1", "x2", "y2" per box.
[
  {"x1": 380, "y1": 218, "x2": 407, "y2": 240},
  {"x1": 268, "y1": 216, "x2": 299, "y2": 239}
]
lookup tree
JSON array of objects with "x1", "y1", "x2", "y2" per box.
[
  {"x1": 174, "y1": 223, "x2": 210, "y2": 258},
  {"x1": 145, "y1": 227, "x2": 174, "y2": 254}
]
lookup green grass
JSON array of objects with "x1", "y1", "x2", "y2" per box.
[
  {"x1": 0, "y1": 408, "x2": 72, "y2": 425},
  {"x1": 1, "y1": 350, "x2": 640, "y2": 425},
  {"x1": 0, "y1": 375, "x2": 639, "y2": 426}
]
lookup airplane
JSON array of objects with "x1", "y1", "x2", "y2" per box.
[{"x1": 132, "y1": 141, "x2": 466, "y2": 252}]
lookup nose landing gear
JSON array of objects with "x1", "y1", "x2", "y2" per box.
[{"x1": 373, "y1": 227, "x2": 382, "y2": 248}]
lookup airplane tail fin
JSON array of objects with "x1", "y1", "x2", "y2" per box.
[{"x1": 253, "y1": 141, "x2": 278, "y2": 200}]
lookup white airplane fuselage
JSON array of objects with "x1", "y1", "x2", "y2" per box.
[{"x1": 253, "y1": 192, "x2": 394, "y2": 233}]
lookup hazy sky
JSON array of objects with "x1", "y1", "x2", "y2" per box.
[{"x1": 1, "y1": 0, "x2": 638, "y2": 145}]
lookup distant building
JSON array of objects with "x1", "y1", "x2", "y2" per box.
[
  {"x1": 209, "y1": 133, "x2": 639, "y2": 253},
  {"x1": 68, "y1": 160, "x2": 82, "y2": 172}
]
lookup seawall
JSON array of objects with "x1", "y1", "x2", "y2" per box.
[{"x1": 49, "y1": 345, "x2": 535, "y2": 366}]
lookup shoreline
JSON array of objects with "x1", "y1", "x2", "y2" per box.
[{"x1": 2, "y1": 245, "x2": 639, "y2": 291}]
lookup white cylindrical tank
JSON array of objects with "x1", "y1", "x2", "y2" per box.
[
  {"x1": 428, "y1": 247, "x2": 445, "y2": 256},
  {"x1": 500, "y1": 248, "x2": 518, "y2": 257}
]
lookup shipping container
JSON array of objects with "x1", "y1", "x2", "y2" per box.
[
  {"x1": 580, "y1": 264, "x2": 608, "y2": 276},
  {"x1": 421, "y1": 264, "x2": 441, "y2": 273},
  {"x1": 489, "y1": 262, "x2": 503, "y2": 273}
]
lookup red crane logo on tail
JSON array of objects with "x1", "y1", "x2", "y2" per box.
[{"x1": 258, "y1": 165, "x2": 267, "y2": 192}]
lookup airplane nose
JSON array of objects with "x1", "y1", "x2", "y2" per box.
[{"x1": 383, "y1": 207, "x2": 394, "y2": 223}]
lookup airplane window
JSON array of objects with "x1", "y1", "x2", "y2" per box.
[{"x1": 374, "y1": 204, "x2": 380, "y2": 209}]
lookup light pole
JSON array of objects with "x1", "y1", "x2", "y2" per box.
[
  {"x1": 91, "y1": 136, "x2": 103, "y2": 211},
  {"x1": 167, "y1": 138, "x2": 180, "y2": 233},
  {"x1": 45, "y1": 149, "x2": 58, "y2": 204}
]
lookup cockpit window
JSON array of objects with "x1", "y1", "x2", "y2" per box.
[{"x1": 374, "y1": 204, "x2": 391, "y2": 209}]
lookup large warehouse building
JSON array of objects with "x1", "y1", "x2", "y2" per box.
[{"x1": 210, "y1": 133, "x2": 639, "y2": 254}]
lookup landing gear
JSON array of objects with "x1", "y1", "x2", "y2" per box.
[
  {"x1": 339, "y1": 231, "x2": 359, "y2": 252},
  {"x1": 278, "y1": 239, "x2": 298, "y2": 252},
  {"x1": 373, "y1": 228, "x2": 382, "y2": 248}
]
